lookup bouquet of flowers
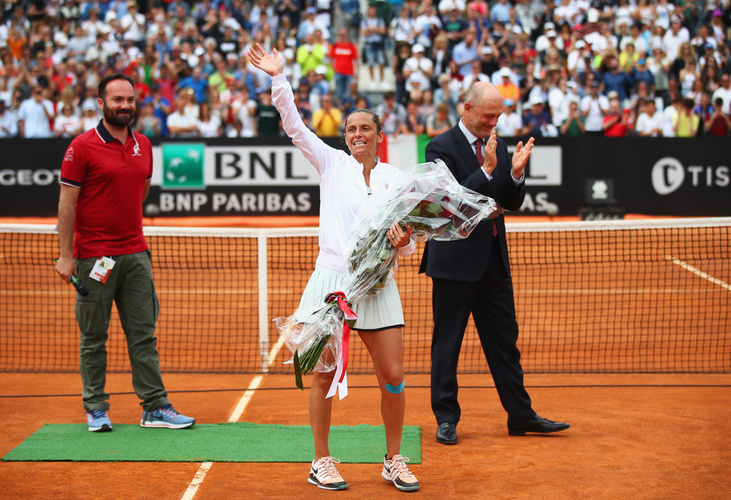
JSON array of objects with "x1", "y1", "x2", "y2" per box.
[{"x1": 275, "y1": 160, "x2": 503, "y2": 393}]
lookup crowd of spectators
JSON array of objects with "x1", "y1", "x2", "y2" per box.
[{"x1": 1, "y1": 0, "x2": 730, "y2": 140}]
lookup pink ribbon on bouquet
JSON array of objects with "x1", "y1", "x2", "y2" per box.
[{"x1": 325, "y1": 291, "x2": 357, "y2": 400}]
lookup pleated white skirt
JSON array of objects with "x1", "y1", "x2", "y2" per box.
[{"x1": 295, "y1": 265, "x2": 405, "y2": 331}]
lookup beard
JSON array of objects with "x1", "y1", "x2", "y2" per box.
[{"x1": 102, "y1": 101, "x2": 136, "y2": 127}]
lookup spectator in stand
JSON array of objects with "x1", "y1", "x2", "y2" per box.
[
  {"x1": 478, "y1": 44, "x2": 499, "y2": 82},
  {"x1": 441, "y1": 6, "x2": 467, "y2": 53},
  {"x1": 0, "y1": 100, "x2": 18, "y2": 137},
  {"x1": 679, "y1": 58, "x2": 698, "y2": 98},
  {"x1": 430, "y1": 33, "x2": 453, "y2": 89},
  {"x1": 135, "y1": 101, "x2": 162, "y2": 138},
  {"x1": 297, "y1": 7, "x2": 327, "y2": 43},
  {"x1": 234, "y1": 85, "x2": 258, "y2": 137},
  {"x1": 704, "y1": 97, "x2": 731, "y2": 136},
  {"x1": 559, "y1": 100, "x2": 585, "y2": 136},
  {"x1": 18, "y1": 85, "x2": 55, "y2": 138},
  {"x1": 567, "y1": 40, "x2": 592, "y2": 80},
  {"x1": 712, "y1": 73, "x2": 731, "y2": 115},
  {"x1": 340, "y1": 80, "x2": 370, "y2": 115},
  {"x1": 663, "y1": 17, "x2": 690, "y2": 64},
  {"x1": 581, "y1": 81, "x2": 609, "y2": 135},
  {"x1": 311, "y1": 92, "x2": 342, "y2": 137},
  {"x1": 403, "y1": 44, "x2": 433, "y2": 95},
  {"x1": 426, "y1": 101, "x2": 455, "y2": 138},
  {"x1": 142, "y1": 83, "x2": 171, "y2": 137},
  {"x1": 177, "y1": 66, "x2": 209, "y2": 104},
  {"x1": 462, "y1": 60, "x2": 490, "y2": 94},
  {"x1": 167, "y1": 96, "x2": 198, "y2": 137},
  {"x1": 376, "y1": 91, "x2": 407, "y2": 138},
  {"x1": 393, "y1": 42, "x2": 412, "y2": 104},
  {"x1": 414, "y1": 4, "x2": 442, "y2": 53},
  {"x1": 521, "y1": 94, "x2": 556, "y2": 137},
  {"x1": 602, "y1": 92, "x2": 632, "y2": 137},
  {"x1": 495, "y1": 98, "x2": 523, "y2": 137},
  {"x1": 672, "y1": 97, "x2": 699, "y2": 137},
  {"x1": 54, "y1": 102, "x2": 82, "y2": 138},
  {"x1": 296, "y1": 32, "x2": 326, "y2": 84},
  {"x1": 399, "y1": 99, "x2": 426, "y2": 135},
  {"x1": 330, "y1": 29, "x2": 359, "y2": 108},
  {"x1": 635, "y1": 99, "x2": 663, "y2": 137},
  {"x1": 495, "y1": 67, "x2": 520, "y2": 103},
  {"x1": 433, "y1": 74, "x2": 461, "y2": 123},
  {"x1": 195, "y1": 101, "x2": 223, "y2": 138},
  {"x1": 601, "y1": 54, "x2": 633, "y2": 104},
  {"x1": 208, "y1": 59, "x2": 234, "y2": 94},
  {"x1": 694, "y1": 92, "x2": 714, "y2": 135},
  {"x1": 389, "y1": 5, "x2": 417, "y2": 47},
  {"x1": 255, "y1": 88, "x2": 282, "y2": 137},
  {"x1": 361, "y1": 4, "x2": 387, "y2": 90},
  {"x1": 452, "y1": 28, "x2": 480, "y2": 78}
]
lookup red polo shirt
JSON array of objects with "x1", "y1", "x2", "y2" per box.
[{"x1": 60, "y1": 121, "x2": 153, "y2": 259}]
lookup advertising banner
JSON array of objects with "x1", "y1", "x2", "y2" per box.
[{"x1": 0, "y1": 137, "x2": 728, "y2": 218}]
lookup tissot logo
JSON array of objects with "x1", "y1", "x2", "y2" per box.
[
  {"x1": 651, "y1": 157, "x2": 685, "y2": 195},
  {"x1": 651, "y1": 157, "x2": 729, "y2": 195}
]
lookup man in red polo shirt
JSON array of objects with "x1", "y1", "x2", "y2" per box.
[
  {"x1": 602, "y1": 91, "x2": 632, "y2": 137},
  {"x1": 55, "y1": 73, "x2": 195, "y2": 432}
]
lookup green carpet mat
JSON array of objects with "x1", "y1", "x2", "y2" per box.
[{"x1": 1, "y1": 423, "x2": 421, "y2": 463}]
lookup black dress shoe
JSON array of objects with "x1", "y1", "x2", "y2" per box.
[
  {"x1": 436, "y1": 422, "x2": 458, "y2": 444},
  {"x1": 508, "y1": 415, "x2": 570, "y2": 436}
]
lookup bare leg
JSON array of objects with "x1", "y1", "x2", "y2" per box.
[
  {"x1": 310, "y1": 366, "x2": 336, "y2": 460},
  {"x1": 359, "y1": 327, "x2": 405, "y2": 458}
]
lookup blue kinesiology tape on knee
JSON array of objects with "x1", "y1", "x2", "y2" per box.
[{"x1": 385, "y1": 379, "x2": 405, "y2": 394}]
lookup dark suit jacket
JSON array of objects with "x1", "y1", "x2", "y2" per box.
[{"x1": 420, "y1": 125, "x2": 525, "y2": 282}]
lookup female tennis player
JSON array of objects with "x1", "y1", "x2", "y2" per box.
[{"x1": 249, "y1": 43, "x2": 419, "y2": 493}]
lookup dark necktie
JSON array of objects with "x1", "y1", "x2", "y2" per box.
[{"x1": 474, "y1": 139, "x2": 499, "y2": 237}]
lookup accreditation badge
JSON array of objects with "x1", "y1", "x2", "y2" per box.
[{"x1": 89, "y1": 256, "x2": 116, "y2": 284}]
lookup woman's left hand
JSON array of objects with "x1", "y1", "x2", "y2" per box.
[{"x1": 388, "y1": 223, "x2": 412, "y2": 248}]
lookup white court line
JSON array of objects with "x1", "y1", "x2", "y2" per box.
[
  {"x1": 665, "y1": 256, "x2": 731, "y2": 291},
  {"x1": 180, "y1": 462, "x2": 213, "y2": 500},
  {"x1": 179, "y1": 331, "x2": 287, "y2": 500}
]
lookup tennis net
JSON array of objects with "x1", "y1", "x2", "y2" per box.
[{"x1": 0, "y1": 218, "x2": 729, "y2": 374}]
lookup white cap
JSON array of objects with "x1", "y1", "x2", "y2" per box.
[
  {"x1": 546, "y1": 30, "x2": 557, "y2": 38},
  {"x1": 587, "y1": 9, "x2": 600, "y2": 23},
  {"x1": 530, "y1": 94, "x2": 545, "y2": 105},
  {"x1": 315, "y1": 65, "x2": 328, "y2": 75},
  {"x1": 412, "y1": 43, "x2": 425, "y2": 53},
  {"x1": 499, "y1": 67, "x2": 512, "y2": 77},
  {"x1": 481, "y1": 45, "x2": 493, "y2": 54},
  {"x1": 575, "y1": 40, "x2": 586, "y2": 49}
]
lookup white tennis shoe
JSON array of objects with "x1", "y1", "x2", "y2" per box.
[
  {"x1": 382, "y1": 454, "x2": 419, "y2": 491},
  {"x1": 308, "y1": 456, "x2": 348, "y2": 490}
]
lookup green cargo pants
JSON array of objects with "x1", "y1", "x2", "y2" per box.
[{"x1": 74, "y1": 250, "x2": 170, "y2": 412}]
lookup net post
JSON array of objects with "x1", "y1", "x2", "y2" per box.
[{"x1": 258, "y1": 230, "x2": 270, "y2": 373}]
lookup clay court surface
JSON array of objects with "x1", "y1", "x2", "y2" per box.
[
  {"x1": 1, "y1": 217, "x2": 729, "y2": 498},
  {"x1": 1, "y1": 372, "x2": 730, "y2": 499}
]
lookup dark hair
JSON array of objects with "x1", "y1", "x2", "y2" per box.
[
  {"x1": 343, "y1": 109, "x2": 382, "y2": 135},
  {"x1": 98, "y1": 73, "x2": 134, "y2": 99}
]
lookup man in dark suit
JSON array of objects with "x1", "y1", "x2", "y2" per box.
[{"x1": 421, "y1": 81, "x2": 569, "y2": 444}]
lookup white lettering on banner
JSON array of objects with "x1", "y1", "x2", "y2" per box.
[
  {"x1": 652, "y1": 157, "x2": 729, "y2": 195},
  {"x1": 0, "y1": 169, "x2": 61, "y2": 186},
  {"x1": 149, "y1": 146, "x2": 319, "y2": 187},
  {"x1": 508, "y1": 145, "x2": 562, "y2": 186},
  {"x1": 162, "y1": 192, "x2": 312, "y2": 213},
  {"x1": 519, "y1": 192, "x2": 550, "y2": 212}
]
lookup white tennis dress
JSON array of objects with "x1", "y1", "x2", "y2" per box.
[{"x1": 271, "y1": 73, "x2": 415, "y2": 330}]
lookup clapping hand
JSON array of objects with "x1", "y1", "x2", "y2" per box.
[
  {"x1": 482, "y1": 129, "x2": 498, "y2": 175},
  {"x1": 248, "y1": 43, "x2": 284, "y2": 77},
  {"x1": 511, "y1": 136, "x2": 534, "y2": 179}
]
